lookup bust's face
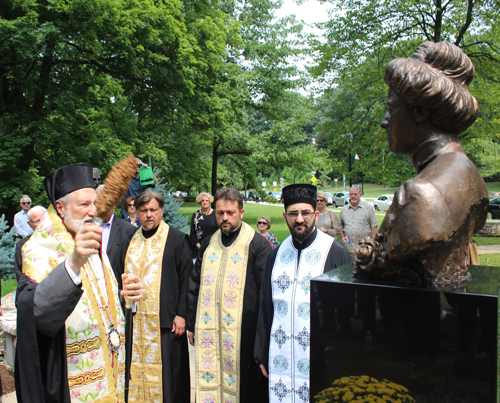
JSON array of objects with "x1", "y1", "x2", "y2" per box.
[{"x1": 380, "y1": 88, "x2": 422, "y2": 156}]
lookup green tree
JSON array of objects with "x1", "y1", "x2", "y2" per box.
[
  {"x1": 0, "y1": 215, "x2": 16, "y2": 279},
  {"x1": 0, "y1": 0, "x2": 237, "y2": 219},
  {"x1": 312, "y1": 0, "x2": 500, "y2": 183}
]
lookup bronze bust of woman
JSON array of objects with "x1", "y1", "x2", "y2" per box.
[{"x1": 354, "y1": 41, "x2": 489, "y2": 284}]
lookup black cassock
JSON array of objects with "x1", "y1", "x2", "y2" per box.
[
  {"x1": 254, "y1": 228, "x2": 352, "y2": 376},
  {"x1": 15, "y1": 262, "x2": 82, "y2": 403},
  {"x1": 187, "y1": 225, "x2": 272, "y2": 403}
]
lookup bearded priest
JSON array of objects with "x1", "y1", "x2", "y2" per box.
[
  {"x1": 188, "y1": 187, "x2": 272, "y2": 403},
  {"x1": 15, "y1": 163, "x2": 144, "y2": 403},
  {"x1": 254, "y1": 184, "x2": 352, "y2": 403}
]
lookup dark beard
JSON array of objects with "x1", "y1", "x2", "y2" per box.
[
  {"x1": 219, "y1": 221, "x2": 237, "y2": 235},
  {"x1": 290, "y1": 223, "x2": 313, "y2": 243}
]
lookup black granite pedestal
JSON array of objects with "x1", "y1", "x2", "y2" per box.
[{"x1": 311, "y1": 265, "x2": 500, "y2": 403}]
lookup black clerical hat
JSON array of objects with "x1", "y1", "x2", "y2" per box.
[
  {"x1": 44, "y1": 163, "x2": 94, "y2": 205},
  {"x1": 282, "y1": 183, "x2": 317, "y2": 210}
]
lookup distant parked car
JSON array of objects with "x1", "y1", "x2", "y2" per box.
[
  {"x1": 373, "y1": 194, "x2": 394, "y2": 211},
  {"x1": 324, "y1": 192, "x2": 334, "y2": 206},
  {"x1": 248, "y1": 191, "x2": 263, "y2": 202},
  {"x1": 333, "y1": 191, "x2": 350, "y2": 207},
  {"x1": 489, "y1": 197, "x2": 500, "y2": 219},
  {"x1": 267, "y1": 191, "x2": 282, "y2": 202}
]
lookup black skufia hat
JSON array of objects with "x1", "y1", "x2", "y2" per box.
[
  {"x1": 282, "y1": 183, "x2": 317, "y2": 210},
  {"x1": 44, "y1": 163, "x2": 94, "y2": 206}
]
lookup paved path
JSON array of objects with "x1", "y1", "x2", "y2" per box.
[
  {"x1": 476, "y1": 244, "x2": 500, "y2": 254},
  {"x1": 3, "y1": 392, "x2": 16, "y2": 402}
]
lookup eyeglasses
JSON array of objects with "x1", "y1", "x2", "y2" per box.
[
  {"x1": 286, "y1": 210, "x2": 314, "y2": 219},
  {"x1": 21, "y1": 202, "x2": 31, "y2": 205},
  {"x1": 128, "y1": 203, "x2": 135, "y2": 207},
  {"x1": 137, "y1": 164, "x2": 142, "y2": 168},
  {"x1": 317, "y1": 199, "x2": 326, "y2": 203},
  {"x1": 257, "y1": 221, "x2": 267, "y2": 226},
  {"x1": 29, "y1": 219, "x2": 41, "y2": 224}
]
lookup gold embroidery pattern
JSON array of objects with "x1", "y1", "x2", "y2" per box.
[
  {"x1": 119, "y1": 361, "x2": 126, "y2": 375},
  {"x1": 66, "y1": 336, "x2": 102, "y2": 357},
  {"x1": 20, "y1": 204, "x2": 126, "y2": 402},
  {"x1": 81, "y1": 256, "x2": 125, "y2": 399},
  {"x1": 125, "y1": 220, "x2": 169, "y2": 401},
  {"x1": 195, "y1": 222, "x2": 255, "y2": 403},
  {"x1": 47, "y1": 256, "x2": 59, "y2": 269},
  {"x1": 68, "y1": 367, "x2": 106, "y2": 389},
  {"x1": 22, "y1": 204, "x2": 73, "y2": 283}
]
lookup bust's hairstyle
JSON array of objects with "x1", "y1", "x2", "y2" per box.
[
  {"x1": 20, "y1": 195, "x2": 31, "y2": 202},
  {"x1": 257, "y1": 216, "x2": 271, "y2": 229},
  {"x1": 215, "y1": 188, "x2": 243, "y2": 210},
  {"x1": 384, "y1": 41, "x2": 479, "y2": 134},
  {"x1": 196, "y1": 192, "x2": 214, "y2": 204},
  {"x1": 135, "y1": 189, "x2": 165, "y2": 210}
]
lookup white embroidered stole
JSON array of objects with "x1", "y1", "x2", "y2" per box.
[{"x1": 268, "y1": 230, "x2": 334, "y2": 403}]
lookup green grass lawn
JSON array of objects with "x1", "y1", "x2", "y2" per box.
[
  {"x1": 1, "y1": 278, "x2": 17, "y2": 298},
  {"x1": 317, "y1": 181, "x2": 500, "y2": 200},
  {"x1": 485, "y1": 181, "x2": 500, "y2": 194},
  {"x1": 180, "y1": 200, "x2": 500, "y2": 266}
]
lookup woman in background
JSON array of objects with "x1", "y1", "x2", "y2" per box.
[
  {"x1": 256, "y1": 216, "x2": 279, "y2": 249},
  {"x1": 190, "y1": 192, "x2": 218, "y2": 259},
  {"x1": 123, "y1": 196, "x2": 141, "y2": 227},
  {"x1": 316, "y1": 190, "x2": 340, "y2": 238}
]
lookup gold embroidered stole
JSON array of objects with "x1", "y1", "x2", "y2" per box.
[
  {"x1": 21, "y1": 205, "x2": 126, "y2": 403},
  {"x1": 195, "y1": 222, "x2": 255, "y2": 403},
  {"x1": 124, "y1": 220, "x2": 169, "y2": 402}
]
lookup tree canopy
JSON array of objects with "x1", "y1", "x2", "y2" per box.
[
  {"x1": 1, "y1": 0, "x2": 499, "y2": 221},
  {"x1": 0, "y1": 0, "x2": 326, "y2": 219},
  {"x1": 311, "y1": 0, "x2": 500, "y2": 186}
]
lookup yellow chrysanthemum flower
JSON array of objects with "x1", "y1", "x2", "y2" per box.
[{"x1": 342, "y1": 391, "x2": 355, "y2": 402}]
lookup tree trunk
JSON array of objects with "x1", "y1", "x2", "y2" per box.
[{"x1": 211, "y1": 141, "x2": 219, "y2": 196}]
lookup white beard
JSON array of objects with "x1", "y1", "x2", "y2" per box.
[{"x1": 63, "y1": 206, "x2": 85, "y2": 233}]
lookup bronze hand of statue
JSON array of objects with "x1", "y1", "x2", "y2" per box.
[{"x1": 353, "y1": 233, "x2": 388, "y2": 276}]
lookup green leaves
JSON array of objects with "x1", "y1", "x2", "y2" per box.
[{"x1": 311, "y1": 0, "x2": 500, "y2": 184}]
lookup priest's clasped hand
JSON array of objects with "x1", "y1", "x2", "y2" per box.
[
  {"x1": 120, "y1": 274, "x2": 145, "y2": 302},
  {"x1": 172, "y1": 316, "x2": 186, "y2": 337},
  {"x1": 68, "y1": 222, "x2": 102, "y2": 275}
]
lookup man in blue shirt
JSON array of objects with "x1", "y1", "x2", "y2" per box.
[{"x1": 14, "y1": 195, "x2": 34, "y2": 238}]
